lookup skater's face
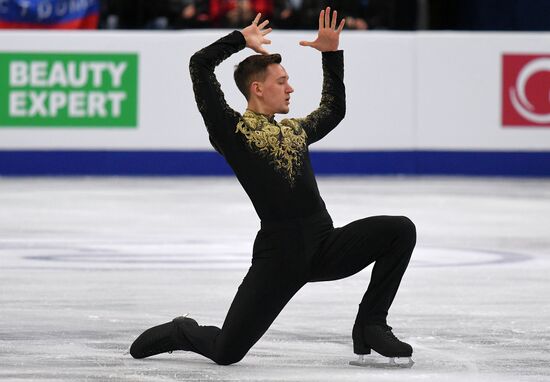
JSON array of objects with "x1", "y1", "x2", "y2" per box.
[{"x1": 253, "y1": 64, "x2": 294, "y2": 115}]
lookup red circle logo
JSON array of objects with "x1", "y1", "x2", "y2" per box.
[{"x1": 502, "y1": 54, "x2": 550, "y2": 127}]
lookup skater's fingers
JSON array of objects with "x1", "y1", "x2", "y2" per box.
[
  {"x1": 252, "y1": 13, "x2": 261, "y2": 26},
  {"x1": 336, "y1": 18, "x2": 346, "y2": 33}
]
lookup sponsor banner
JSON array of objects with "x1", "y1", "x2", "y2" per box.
[
  {"x1": 0, "y1": 0, "x2": 99, "y2": 29},
  {"x1": 502, "y1": 54, "x2": 550, "y2": 128},
  {"x1": 0, "y1": 53, "x2": 138, "y2": 127}
]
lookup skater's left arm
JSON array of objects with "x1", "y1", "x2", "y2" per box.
[{"x1": 292, "y1": 7, "x2": 346, "y2": 145}]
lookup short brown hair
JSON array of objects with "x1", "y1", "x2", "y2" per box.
[{"x1": 234, "y1": 54, "x2": 282, "y2": 100}]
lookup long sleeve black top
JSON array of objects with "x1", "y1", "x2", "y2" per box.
[{"x1": 189, "y1": 31, "x2": 345, "y2": 222}]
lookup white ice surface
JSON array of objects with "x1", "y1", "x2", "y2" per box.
[{"x1": 1, "y1": 176, "x2": 549, "y2": 381}]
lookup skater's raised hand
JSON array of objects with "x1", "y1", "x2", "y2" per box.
[
  {"x1": 300, "y1": 7, "x2": 345, "y2": 52},
  {"x1": 241, "y1": 13, "x2": 272, "y2": 55}
]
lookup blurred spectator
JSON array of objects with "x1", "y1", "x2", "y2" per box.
[
  {"x1": 0, "y1": 0, "x2": 100, "y2": 29},
  {"x1": 100, "y1": 0, "x2": 209, "y2": 29},
  {"x1": 297, "y1": 0, "x2": 416, "y2": 30},
  {"x1": 272, "y1": 0, "x2": 302, "y2": 29},
  {"x1": 299, "y1": 0, "x2": 369, "y2": 30},
  {"x1": 177, "y1": 0, "x2": 210, "y2": 28},
  {"x1": 97, "y1": 0, "x2": 420, "y2": 30},
  {"x1": 208, "y1": 0, "x2": 274, "y2": 28},
  {"x1": 100, "y1": 0, "x2": 275, "y2": 30}
]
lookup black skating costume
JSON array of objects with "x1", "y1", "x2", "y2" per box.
[{"x1": 131, "y1": 31, "x2": 416, "y2": 365}]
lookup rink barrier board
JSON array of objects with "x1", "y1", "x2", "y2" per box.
[
  {"x1": 0, "y1": 150, "x2": 548, "y2": 176},
  {"x1": 1, "y1": 31, "x2": 550, "y2": 155}
]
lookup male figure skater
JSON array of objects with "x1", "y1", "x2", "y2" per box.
[{"x1": 130, "y1": 8, "x2": 416, "y2": 367}]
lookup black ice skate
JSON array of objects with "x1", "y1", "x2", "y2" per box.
[
  {"x1": 129, "y1": 315, "x2": 198, "y2": 359},
  {"x1": 350, "y1": 323, "x2": 414, "y2": 368}
]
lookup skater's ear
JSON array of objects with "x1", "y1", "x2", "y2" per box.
[{"x1": 250, "y1": 81, "x2": 263, "y2": 98}]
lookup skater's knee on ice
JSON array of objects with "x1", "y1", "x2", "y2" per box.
[
  {"x1": 213, "y1": 347, "x2": 245, "y2": 366},
  {"x1": 214, "y1": 352, "x2": 244, "y2": 366}
]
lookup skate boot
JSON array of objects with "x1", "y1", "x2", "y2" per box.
[
  {"x1": 129, "y1": 315, "x2": 198, "y2": 359},
  {"x1": 350, "y1": 323, "x2": 414, "y2": 368}
]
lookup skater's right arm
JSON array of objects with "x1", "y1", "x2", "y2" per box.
[
  {"x1": 189, "y1": 14, "x2": 272, "y2": 140},
  {"x1": 189, "y1": 31, "x2": 245, "y2": 140}
]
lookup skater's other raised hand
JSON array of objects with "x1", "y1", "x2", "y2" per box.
[
  {"x1": 241, "y1": 13, "x2": 273, "y2": 55},
  {"x1": 300, "y1": 7, "x2": 345, "y2": 52}
]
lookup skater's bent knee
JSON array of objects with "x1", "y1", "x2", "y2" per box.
[
  {"x1": 395, "y1": 216, "x2": 416, "y2": 243},
  {"x1": 215, "y1": 358, "x2": 239, "y2": 366},
  {"x1": 213, "y1": 346, "x2": 246, "y2": 365},
  {"x1": 400, "y1": 216, "x2": 416, "y2": 233},
  {"x1": 214, "y1": 352, "x2": 244, "y2": 366}
]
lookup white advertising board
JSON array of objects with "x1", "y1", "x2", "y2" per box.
[
  {"x1": 416, "y1": 32, "x2": 550, "y2": 151},
  {"x1": 0, "y1": 30, "x2": 549, "y2": 151}
]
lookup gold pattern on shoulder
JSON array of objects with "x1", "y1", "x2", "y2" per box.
[{"x1": 236, "y1": 110, "x2": 307, "y2": 186}]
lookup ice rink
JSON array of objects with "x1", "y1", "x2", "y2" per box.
[{"x1": 1, "y1": 176, "x2": 549, "y2": 381}]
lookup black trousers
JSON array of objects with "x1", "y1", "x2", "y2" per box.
[{"x1": 179, "y1": 210, "x2": 416, "y2": 365}]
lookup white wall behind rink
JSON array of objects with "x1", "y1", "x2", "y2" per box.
[{"x1": 0, "y1": 30, "x2": 548, "y2": 151}]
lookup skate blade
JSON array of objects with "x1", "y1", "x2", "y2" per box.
[{"x1": 349, "y1": 355, "x2": 414, "y2": 369}]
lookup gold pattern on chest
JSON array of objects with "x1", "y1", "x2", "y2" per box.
[{"x1": 235, "y1": 110, "x2": 307, "y2": 186}]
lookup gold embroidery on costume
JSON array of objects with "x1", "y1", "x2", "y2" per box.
[{"x1": 236, "y1": 110, "x2": 307, "y2": 186}]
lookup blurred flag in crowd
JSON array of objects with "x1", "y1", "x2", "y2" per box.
[{"x1": 0, "y1": 0, "x2": 99, "y2": 29}]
